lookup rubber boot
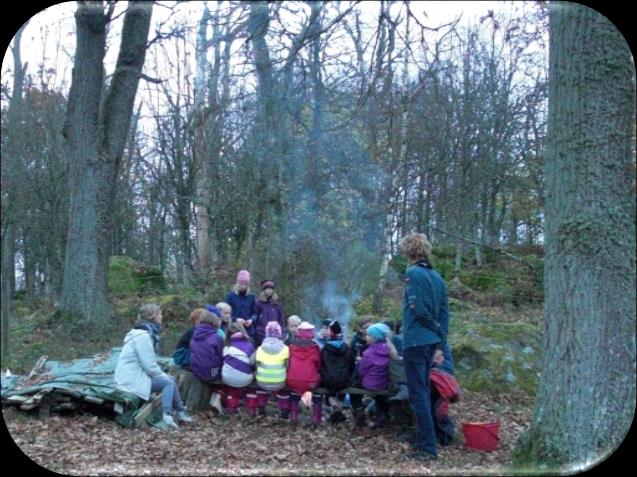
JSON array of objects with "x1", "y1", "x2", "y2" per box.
[
  {"x1": 370, "y1": 413, "x2": 387, "y2": 429},
  {"x1": 354, "y1": 408, "x2": 366, "y2": 428},
  {"x1": 311, "y1": 401, "x2": 323, "y2": 426},
  {"x1": 329, "y1": 410, "x2": 347, "y2": 424},
  {"x1": 289, "y1": 400, "x2": 299, "y2": 424}
]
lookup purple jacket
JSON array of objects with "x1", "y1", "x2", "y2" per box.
[
  {"x1": 359, "y1": 341, "x2": 391, "y2": 391},
  {"x1": 190, "y1": 323, "x2": 224, "y2": 382},
  {"x1": 255, "y1": 297, "x2": 285, "y2": 345}
]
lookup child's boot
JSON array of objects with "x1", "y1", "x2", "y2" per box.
[
  {"x1": 329, "y1": 410, "x2": 346, "y2": 424},
  {"x1": 276, "y1": 391, "x2": 290, "y2": 419},
  {"x1": 311, "y1": 394, "x2": 323, "y2": 426},
  {"x1": 354, "y1": 408, "x2": 366, "y2": 428},
  {"x1": 289, "y1": 400, "x2": 299, "y2": 424},
  {"x1": 370, "y1": 413, "x2": 387, "y2": 429}
]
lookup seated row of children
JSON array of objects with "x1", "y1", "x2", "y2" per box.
[{"x1": 173, "y1": 306, "x2": 401, "y2": 428}]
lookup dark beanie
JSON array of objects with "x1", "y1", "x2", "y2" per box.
[
  {"x1": 261, "y1": 279, "x2": 275, "y2": 290},
  {"x1": 328, "y1": 320, "x2": 342, "y2": 339}
]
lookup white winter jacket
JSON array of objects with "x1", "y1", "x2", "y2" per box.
[{"x1": 114, "y1": 329, "x2": 166, "y2": 400}]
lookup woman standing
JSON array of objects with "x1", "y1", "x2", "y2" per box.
[
  {"x1": 399, "y1": 232, "x2": 449, "y2": 461},
  {"x1": 115, "y1": 304, "x2": 193, "y2": 429}
]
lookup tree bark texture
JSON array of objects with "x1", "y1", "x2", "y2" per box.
[
  {"x1": 515, "y1": 3, "x2": 635, "y2": 470},
  {"x1": 60, "y1": 2, "x2": 152, "y2": 327},
  {"x1": 1, "y1": 23, "x2": 27, "y2": 298}
]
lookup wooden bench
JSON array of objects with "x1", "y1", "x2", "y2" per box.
[
  {"x1": 171, "y1": 367, "x2": 393, "y2": 411},
  {"x1": 313, "y1": 387, "x2": 388, "y2": 396}
]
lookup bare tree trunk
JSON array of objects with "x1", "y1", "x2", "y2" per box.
[
  {"x1": 60, "y1": 2, "x2": 152, "y2": 329},
  {"x1": 194, "y1": 5, "x2": 212, "y2": 278},
  {"x1": 1, "y1": 282, "x2": 9, "y2": 363},
  {"x1": 514, "y1": 3, "x2": 635, "y2": 470},
  {"x1": 1, "y1": 23, "x2": 27, "y2": 299}
]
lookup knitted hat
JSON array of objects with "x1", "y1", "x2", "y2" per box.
[
  {"x1": 328, "y1": 320, "x2": 342, "y2": 339},
  {"x1": 321, "y1": 319, "x2": 331, "y2": 328},
  {"x1": 367, "y1": 323, "x2": 390, "y2": 342},
  {"x1": 261, "y1": 279, "x2": 275, "y2": 290},
  {"x1": 265, "y1": 321, "x2": 282, "y2": 339},
  {"x1": 236, "y1": 270, "x2": 251, "y2": 285},
  {"x1": 297, "y1": 321, "x2": 315, "y2": 339},
  {"x1": 206, "y1": 305, "x2": 221, "y2": 317}
]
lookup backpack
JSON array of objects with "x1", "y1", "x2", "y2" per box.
[{"x1": 173, "y1": 347, "x2": 191, "y2": 368}]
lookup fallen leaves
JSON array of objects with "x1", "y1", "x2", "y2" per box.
[{"x1": 4, "y1": 390, "x2": 535, "y2": 475}]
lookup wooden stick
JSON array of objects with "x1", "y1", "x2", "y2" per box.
[
  {"x1": 133, "y1": 393, "x2": 162, "y2": 428},
  {"x1": 27, "y1": 355, "x2": 49, "y2": 379}
]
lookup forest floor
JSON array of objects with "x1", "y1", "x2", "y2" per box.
[{"x1": 4, "y1": 388, "x2": 535, "y2": 476}]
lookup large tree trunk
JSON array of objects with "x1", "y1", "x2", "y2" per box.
[
  {"x1": 60, "y1": 2, "x2": 152, "y2": 329},
  {"x1": 514, "y1": 3, "x2": 635, "y2": 470}
]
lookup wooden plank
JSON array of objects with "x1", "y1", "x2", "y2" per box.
[
  {"x1": 5, "y1": 395, "x2": 30, "y2": 404},
  {"x1": 133, "y1": 393, "x2": 162, "y2": 428},
  {"x1": 84, "y1": 396, "x2": 105, "y2": 404},
  {"x1": 27, "y1": 355, "x2": 49, "y2": 379},
  {"x1": 313, "y1": 387, "x2": 388, "y2": 396}
]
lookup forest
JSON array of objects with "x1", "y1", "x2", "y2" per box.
[{"x1": 1, "y1": 1, "x2": 635, "y2": 475}]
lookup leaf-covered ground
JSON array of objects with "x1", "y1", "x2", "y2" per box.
[{"x1": 4, "y1": 390, "x2": 534, "y2": 476}]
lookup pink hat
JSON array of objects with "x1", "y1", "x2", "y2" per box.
[
  {"x1": 265, "y1": 321, "x2": 282, "y2": 339},
  {"x1": 236, "y1": 270, "x2": 251, "y2": 285},
  {"x1": 297, "y1": 321, "x2": 315, "y2": 340}
]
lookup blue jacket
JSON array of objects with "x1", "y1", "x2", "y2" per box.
[
  {"x1": 402, "y1": 259, "x2": 449, "y2": 350},
  {"x1": 225, "y1": 291, "x2": 258, "y2": 337},
  {"x1": 225, "y1": 291, "x2": 257, "y2": 321}
]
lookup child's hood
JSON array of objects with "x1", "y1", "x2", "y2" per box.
[
  {"x1": 193, "y1": 323, "x2": 219, "y2": 341},
  {"x1": 261, "y1": 337, "x2": 285, "y2": 354},
  {"x1": 365, "y1": 341, "x2": 391, "y2": 363},
  {"x1": 325, "y1": 340, "x2": 347, "y2": 354}
]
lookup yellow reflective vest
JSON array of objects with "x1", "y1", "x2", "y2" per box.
[{"x1": 256, "y1": 344, "x2": 289, "y2": 391}]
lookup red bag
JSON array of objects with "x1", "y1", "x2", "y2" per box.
[{"x1": 430, "y1": 368, "x2": 460, "y2": 403}]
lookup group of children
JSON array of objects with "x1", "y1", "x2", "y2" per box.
[{"x1": 171, "y1": 270, "x2": 403, "y2": 428}]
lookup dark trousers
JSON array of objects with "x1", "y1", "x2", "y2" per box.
[{"x1": 404, "y1": 344, "x2": 437, "y2": 456}]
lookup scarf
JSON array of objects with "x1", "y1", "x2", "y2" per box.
[{"x1": 134, "y1": 319, "x2": 162, "y2": 352}]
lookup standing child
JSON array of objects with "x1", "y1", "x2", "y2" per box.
[
  {"x1": 225, "y1": 270, "x2": 258, "y2": 341},
  {"x1": 189, "y1": 309, "x2": 224, "y2": 383},
  {"x1": 283, "y1": 315, "x2": 301, "y2": 345},
  {"x1": 350, "y1": 322, "x2": 394, "y2": 428},
  {"x1": 255, "y1": 280, "x2": 286, "y2": 347},
  {"x1": 255, "y1": 322, "x2": 291, "y2": 418},
  {"x1": 286, "y1": 321, "x2": 322, "y2": 425},
  {"x1": 221, "y1": 322, "x2": 255, "y2": 414},
  {"x1": 320, "y1": 320, "x2": 355, "y2": 424}
]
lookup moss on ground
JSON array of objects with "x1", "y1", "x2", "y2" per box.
[
  {"x1": 108, "y1": 256, "x2": 167, "y2": 295},
  {"x1": 451, "y1": 310, "x2": 543, "y2": 396}
]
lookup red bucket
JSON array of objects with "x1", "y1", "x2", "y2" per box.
[{"x1": 462, "y1": 421, "x2": 500, "y2": 451}]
